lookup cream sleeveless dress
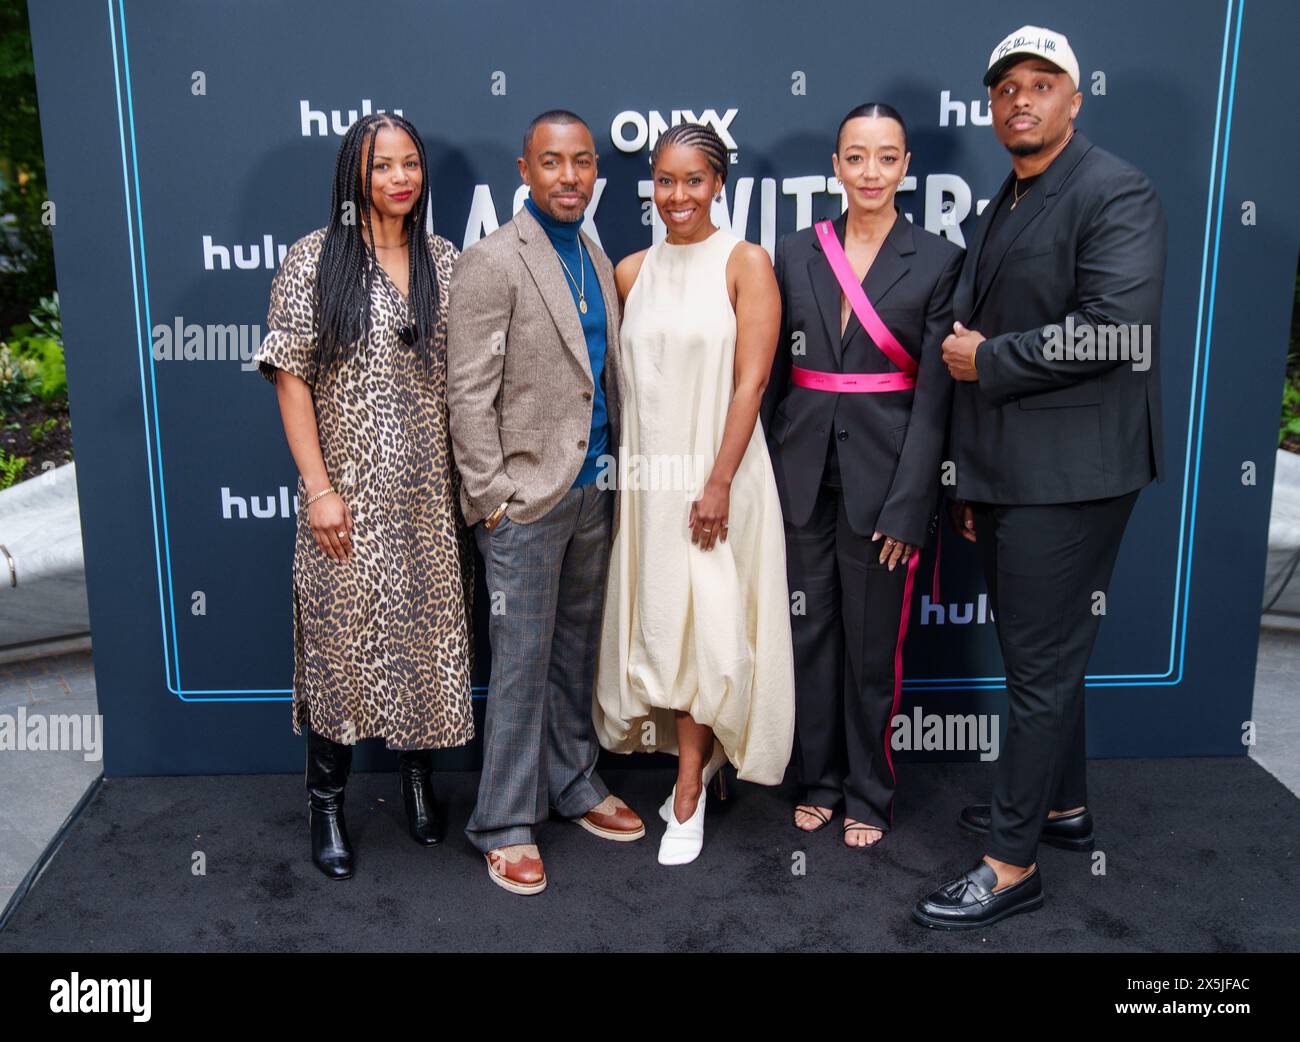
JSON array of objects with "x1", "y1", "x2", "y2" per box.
[{"x1": 593, "y1": 227, "x2": 794, "y2": 785}]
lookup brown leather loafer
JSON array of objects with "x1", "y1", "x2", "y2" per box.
[
  {"x1": 577, "y1": 795, "x2": 646, "y2": 842},
  {"x1": 484, "y1": 844, "x2": 547, "y2": 895}
]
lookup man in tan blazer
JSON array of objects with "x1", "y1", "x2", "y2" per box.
[{"x1": 447, "y1": 110, "x2": 645, "y2": 896}]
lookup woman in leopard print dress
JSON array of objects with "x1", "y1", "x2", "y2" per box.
[{"x1": 254, "y1": 113, "x2": 474, "y2": 879}]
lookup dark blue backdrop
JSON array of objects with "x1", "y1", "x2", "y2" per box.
[{"x1": 26, "y1": 0, "x2": 1300, "y2": 775}]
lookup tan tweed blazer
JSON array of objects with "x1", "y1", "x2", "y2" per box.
[{"x1": 446, "y1": 205, "x2": 623, "y2": 526}]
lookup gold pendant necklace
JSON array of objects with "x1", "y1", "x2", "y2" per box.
[
  {"x1": 557, "y1": 238, "x2": 588, "y2": 314},
  {"x1": 1010, "y1": 128, "x2": 1070, "y2": 211}
]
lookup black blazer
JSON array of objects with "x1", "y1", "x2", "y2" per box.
[
  {"x1": 761, "y1": 210, "x2": 963, "y2": 547},
  {"x1": 949, "y1": 131, "x2": 1167, "y2": 505}
]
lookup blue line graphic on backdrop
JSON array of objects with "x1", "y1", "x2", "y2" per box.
[
  {"x1": 909, "y1": 0, "x2": 1244, "y2": 691},
  {"x1": 110, "y1": 0, "x2": 484, "y2": 703},
  {"x1": 109, "y1": 0, "x2": 1242, "y2": 700}
]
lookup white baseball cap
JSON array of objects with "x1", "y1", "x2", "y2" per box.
[{"x1": 984, "y1": 25, "x2": 1080, "y2": 90}]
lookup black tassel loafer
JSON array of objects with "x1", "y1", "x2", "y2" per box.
[
  {"x1": 958, "y1": 804, "x2": 1095, "y2": 852},
  {"x1": 911, "y1": 860, "x2": 1043, "y2": 930}
]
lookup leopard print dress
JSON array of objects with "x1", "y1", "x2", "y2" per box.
[{"x1": 254, "y1": 227, "x2": 475, "y2": 750}]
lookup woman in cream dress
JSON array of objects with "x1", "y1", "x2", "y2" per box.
[{"x1": 594, "y1": 122, "x2": 795, "y2": 865}]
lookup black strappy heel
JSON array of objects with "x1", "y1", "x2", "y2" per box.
[
  {"x1": 793, "y1": 804, "x2": 833, "y2": 833},
  {"x1": 842, "y1": 821, "x2": 885, "y2": 847}
]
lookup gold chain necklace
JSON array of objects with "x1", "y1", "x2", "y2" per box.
[
  {"x1": 556, "y1": 238, "x2": 589, "y2": 314},
  {"x1": 1011, "y1": 128, "x2": 1073, "y2": 211}
]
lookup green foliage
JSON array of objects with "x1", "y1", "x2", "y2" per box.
[
  {"x1": 27, "y1": 292, "x2": 59, "y2": 340},
  {"x1": 28, "y1": 414, "x2": 56, "y2": 444},
  {"x1": 0, "y1": 449, "x2": 27, "y2": 490},
  {"x1": 12, "y1": 334, "x2": 64, "y2": 403},
  {"x1": 0, "y1": 0, "x2": 55, "y2": 332},
  {"x1": 1285, "y1": 273, "x2": 1300, "y2": 448},
  {"x1": 0, "y1": 341, "x2": 36, "y2": 414},
  {"x1": 1282, "y1": 361, "x2": 1300, "y2": 447},
  {"x1": 1, "y1": 293, "x2": 64, "y2": 406}
]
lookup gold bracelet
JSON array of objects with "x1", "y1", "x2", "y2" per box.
[{"x1": 301, "y1": 486, "x2": 336, "y2": 511}]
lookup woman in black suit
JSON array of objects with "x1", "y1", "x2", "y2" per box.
[{"x1": 761, "y1": 103, "x2": 962, "y2": 847}]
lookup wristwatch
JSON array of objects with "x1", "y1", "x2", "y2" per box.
[{"x1": 483, "y1": 499, "x2": 511, "y2": 531}]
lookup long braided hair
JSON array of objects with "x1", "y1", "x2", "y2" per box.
[
  {"x1": 649, "y1": 121, "x2": 731, "y2": 192},
  {"x1": 314, "y1": 112, "x2": 441, "y2": 379}
]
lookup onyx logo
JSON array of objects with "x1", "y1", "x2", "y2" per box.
[{"x1": 611, "y1": 108, "x2": 739, "y2": 156}]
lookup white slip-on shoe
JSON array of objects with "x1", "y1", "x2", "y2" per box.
[
  {"x1": 659, "y1": 743, "x2": 729, "y2": 822},
  {"x1": 658, "y1": 783, "x2": 707, "y2": 865}
]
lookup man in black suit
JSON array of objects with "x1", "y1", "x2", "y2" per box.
[{"x1": 912, "y1": 26, "x2": 1167, "y2": 929}]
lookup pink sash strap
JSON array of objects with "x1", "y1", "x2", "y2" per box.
[
  {"x1": 931, "y1": 522, "x2": 942, "y2": 604},
  {"x1": 815, "y1": 220, "x2": 916, "y2": 376},
  {"x1": 883, "y1": 548, "x2": 922, "y2": 822},
  {"x1": 791, "y1": 366, "x2": 915, "y2": 393}
]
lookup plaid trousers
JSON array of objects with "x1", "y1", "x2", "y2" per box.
[{"x1": 465, "y1": 482, "x2": 613, "y2": 852}]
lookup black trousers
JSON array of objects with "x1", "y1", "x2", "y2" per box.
[
  {"x1": 785, "y1": 459, "x2": 915, "y2": 829},
  {"x1": 970, "y1": 490, "x2": 1139, "y2": 867}
]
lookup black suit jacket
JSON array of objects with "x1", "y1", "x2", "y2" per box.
[
  {"x1": 761, "y1": 210, "x2": 963, "y2": 547},
  {"x1": 950, "y1": 131, "x2": 1167, "y2": 504}
]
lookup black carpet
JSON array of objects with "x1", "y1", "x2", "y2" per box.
[{"x1": 1, "y1": 758, "x2": 1296, "y2": 952}]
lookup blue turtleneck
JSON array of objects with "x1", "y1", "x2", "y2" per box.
[{"x1": 523, "y1": 194, "x2": 609, "y2": 489}]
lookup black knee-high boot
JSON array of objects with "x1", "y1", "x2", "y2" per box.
[
  {"x1": 306, "y1": 727, "x2": 354, "y2": 879},
  {"x1": 398, "y1": 749, "x2": 444, "y2": 845}
]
